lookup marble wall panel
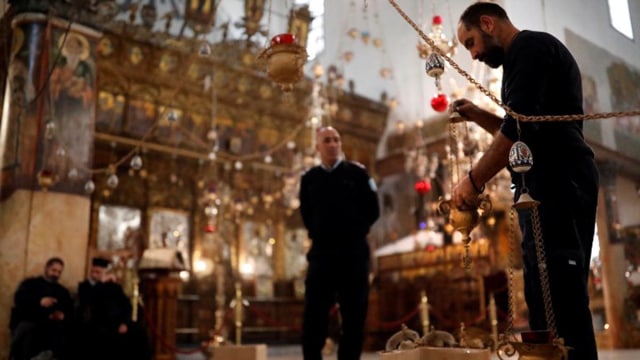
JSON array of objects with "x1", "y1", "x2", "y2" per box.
[{"x1": 0, "y1": 190, "x2": 90, "y2": 359}]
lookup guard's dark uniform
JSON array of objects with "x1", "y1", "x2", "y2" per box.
[{"x1": 299, "y1": 160, "x2": 380, "y2": 360}]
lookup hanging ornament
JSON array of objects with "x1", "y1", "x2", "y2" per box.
[
  {"x1": 372, "y1": 38, "x2": 382, "y2": 48},
  {"x1": 56, "y1": 147, "x2": 66, "y2": 158},
  {"x1": 430, "y1": 93, "x2": 449, "y2": 112},
  {"x1": 45, "y1": 121, "x2": 56, "y2": 140},
  {"x1": 107, "y1": 173, "x2": 119, "y2": 189},
  {"x1": 84, "y1": 179, "x2": 95, "y2": 194},
  {"x1": 508, "y1": 141, "x2": 534, "y2": 173},
  {"x1": 388, "y1": 97, "x2": 398, "y2": 110},
  {"x1": 418, "y1": 14, "x2": 458, "y2": 59},
  {"x1": 204, "y1": 205, "x2": 218, "y2": 217},
  {"x1": 425, "y1": 52, "x2": 448, "y2": 113},
  {"x1": 67, "y1": 168, "x2": 78, "y2": 181},
  {"x1": 510, "y1": 140, "x2": 539, "y2": 209},
  {"x1": 130, "y1": 154, "x2": 143, "y2": 170},
  {"x1": 347, "y1": 28, "x2": 359, "y2": 38},
  {"x1": 206, "y1": 128, "x2": 218, "y2": 141},
  {"x1": 425, "y1": 53, "x2": 445, "y2": 78},
  {"x1": 258, "y1": 33, "x2": 307, "y2": 92},
  {"x1": 204, "y1": 223, "x2": 216, "y2": 233},
  {"x1": 37, "y1": 169, "x2": 54, "y2": 190},
  {"x1": 67, "y1": 168, "x2": 79, "y2": 180},
  {"x1": 343, "y1": 51, "x2": 354, "y2": 63},
  {"x1": 361, "y1": 30, "x2": 371, "y2": 45},
  {"x1": 198, "y1": 41, "x2": 212, "y2": 57},
  {"x1": 312, "y1": 63, "x2": 324, "y2": 79},
  {"x1": 414, "y1": 179, "x2": 432, "y2": 195},
  {"x1": 379, "y1": 67, "x2": 392, "y2": 79}
]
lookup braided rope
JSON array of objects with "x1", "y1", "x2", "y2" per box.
[{"x1": 386, "y1": 0, "x2": 640, "y2": 122}]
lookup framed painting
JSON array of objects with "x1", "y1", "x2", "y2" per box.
[
  {"x1": 148, "y1": 208, "x2": 191, "y2": 270},
  {"x1": 96, "y1": 204, "x2": 142, "y2": 252}
]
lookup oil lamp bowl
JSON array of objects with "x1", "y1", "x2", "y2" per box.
[{"x1": 258, "y1": 43, "x2": 307, "y2": 92}]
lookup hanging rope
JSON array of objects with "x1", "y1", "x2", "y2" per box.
[
  {"x1": 386, "y1": 0, "x2": 640, "y2": 122},
  {"x1": 370, "y1": 305, "x2": 421, "y2": 330},
  {"x1": 239, "y1": 301, "x2": 421, "y2": 332}
]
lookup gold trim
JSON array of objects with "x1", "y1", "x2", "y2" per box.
[{"x1": 11, "y1": 13, "x2": 103, "y2": 38}]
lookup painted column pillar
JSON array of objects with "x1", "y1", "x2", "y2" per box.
[
  {"x1": 0, "y1": 12, "x2": 100, "y2": 357},
  {"x1": 596, "y1": 161, "x2": 629, "y2": 348}
]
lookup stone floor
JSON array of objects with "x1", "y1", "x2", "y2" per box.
[{"x1": 177, "y1": 345, "x2": 640, "y2": 360}]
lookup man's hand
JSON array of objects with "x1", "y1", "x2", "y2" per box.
[
  {"x1": 449, "y1": 98, "x2": 504, "y2": 134},
  {"x1": 49, "y1": 310, "x2": 64, "y2": 321},
  {"x1": 452, "y1": 174, "x2": 481, "y2": 211},
  {"x1": 40, "y1": 296, "x2": 57, "y2": 308},
  {"x1": 118, "y1": 323, "x2": 128, "y2": 334},
  {"x1": 450, "y1": 98, "x2": 478, "y2": 120}
]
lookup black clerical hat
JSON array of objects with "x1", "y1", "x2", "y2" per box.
[{"x1": 91, "y1": 257, "x2": 110, "y2": 268}]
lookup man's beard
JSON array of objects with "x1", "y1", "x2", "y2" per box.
[
  {"x1": 45, "y1": 275, "x2": 59, "y2": 283},
  {"x1": 479, "y1": 31, "x2": 504, "y2": 68}
]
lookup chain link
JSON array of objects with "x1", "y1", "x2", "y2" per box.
[
  {"x1": 448, "y1": 121, "x2": 459, "y2": 196},
  {"x1": 531, "y1": 206, "x2": 558, "y2": 338},
  {"x1": 506, "y1": 207, "x2": 559, "y2": 340},
  {"x1": 386, "y1": 0, "x2": 640, "y2": 123},
  {"x1": 505, "y1": 208, "x2": 516, "y2": 341}
]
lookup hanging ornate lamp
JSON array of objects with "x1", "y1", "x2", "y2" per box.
[
  {"x1": 417, "y1": 15, "x2": 458, "y2": 59},
  {"x1": 425, "y1": 52, "x2": 449, "y2": 112},
  {"x1": 258, "y1": 33, "x2": 308, "y2": 92}
]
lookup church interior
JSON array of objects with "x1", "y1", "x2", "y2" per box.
[{"x1": 1, "y1": 0, "x2": 640, "y2": 359}]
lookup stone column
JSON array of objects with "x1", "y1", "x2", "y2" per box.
[
  {"x1": 596, "y1": 161, "x2": 629, "y2": 348},
  {"x1": 0, "y1": 12, "x2": 100, "y2": 357}
]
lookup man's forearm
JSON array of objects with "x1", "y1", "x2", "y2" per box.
[
  {"x1": 471, "y1": 132, "x2": 513, "y2": 186},
  {"x1": 471, "y1": 108, "x2": 503, "y2": 135}
]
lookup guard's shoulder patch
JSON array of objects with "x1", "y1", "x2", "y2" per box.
[{"x1": 368, "y1": 178, "x2": 378, "y2": 192}]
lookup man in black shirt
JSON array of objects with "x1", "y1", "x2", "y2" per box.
[
  {"x1": 451, "y1": 3, "x2": 598, "y2": 360},
  {"x1": 299, "y1": 126, "x2": 380, "y2": 360},
  {"x1": 9, "y1": 257, "x2": 74, "y2": 360}
]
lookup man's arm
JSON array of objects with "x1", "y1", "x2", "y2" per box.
[
  {"x1": 453, "y1": 99, "x2": 504, "y2": 135},
  {"x1": 362, "y1": 171, "x2": 380, "y2": 227},
  {"x1": 453, "y1": 132, "x2": 512, "y2": 209},
  {"x1": 58, "y1": 286, "x2": 75, "y2": 321},
  {"x1": 298, "y1": 172, "x2": 314, "y2": 237}
]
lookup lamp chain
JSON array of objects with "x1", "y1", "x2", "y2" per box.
[{"x1": 531, "y1": 206, "x2": 558, "y2": 338}]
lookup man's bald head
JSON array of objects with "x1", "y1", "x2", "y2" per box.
[{"x1": 316, "y1": 126, "x2": 342, "y2": 167}]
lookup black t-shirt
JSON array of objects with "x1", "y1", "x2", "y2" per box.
[{"x1": 499, "y1": 30, "x2": 594, "y2": 193}]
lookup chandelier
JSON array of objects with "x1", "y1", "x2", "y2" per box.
[{"x1": 417, "y1": 15, "x2": 458, "y2": 59}]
